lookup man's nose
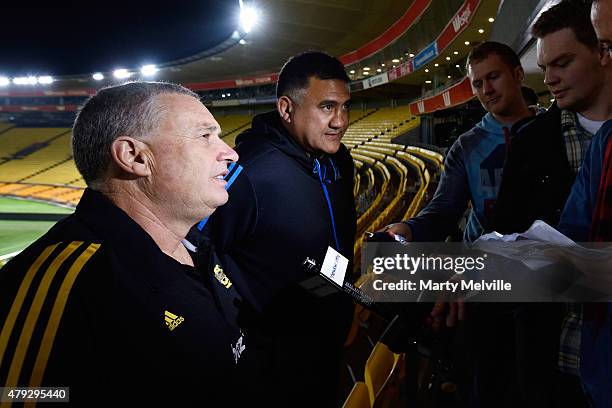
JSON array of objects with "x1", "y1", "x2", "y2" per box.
[
  {"x1": 330, "y1": 109, "x2": 348, "y2": 129},
  {"x1": 218, "y1": 140, "x2": 239, "y2": 163}
]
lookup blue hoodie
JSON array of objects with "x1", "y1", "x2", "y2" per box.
[{"x1": 406, "y1": 112, "x2": 509, "y2": 242}]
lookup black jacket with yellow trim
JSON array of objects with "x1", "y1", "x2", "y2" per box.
[{"x1": 0, "y1": 189, "x2": 252, "y2": 405}]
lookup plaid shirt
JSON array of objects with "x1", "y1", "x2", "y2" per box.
[
  {"x1": 561, "y1": 110, "x2": 594, "y2": 175},
  {"x1": 558, "y1": 303, "x2": 583, "y2": 375},
  {"x1": 557, "y1": 111, "x2": 594, "y2": 375}
]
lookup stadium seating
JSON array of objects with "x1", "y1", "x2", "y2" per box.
[
  {"x1": 342, "y1": 381, "x2": 370, "y2": 408},
  {"x1": 216, "y1": 114, "x2": 252, "y2": 147},
  {"x1": 364, "y1": 342, "x2": 404, "y2": 406},
  {"x1": 346, "y1": 107, "x2": 442, "y2": 268}
]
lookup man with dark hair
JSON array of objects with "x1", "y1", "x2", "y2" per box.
[
  {"x1": 0, "y1": 82, "x2": 247, "y2": 404},
  {"x1": 199, "y1": 51, "x2": 355, "y2": 404},
  {"x1": 492, "y1": 0, "x2": 608, "y2": 234},
  {"x1": 487, "y1": 2, "x2": 610, "y2": 407},
  {"x1": 383, "y1": 41, "x2": 532, "y2": 242},
  {"x1": 557, "y1": 1, "x2": 612, "y2": 406},
  {"x1": 560, "y1": 0, "x2": 612, "y2": 240}
]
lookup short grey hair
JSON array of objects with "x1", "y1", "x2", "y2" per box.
[{"x1": 72, "y1": 81, "x2": 199, "y2": 187}]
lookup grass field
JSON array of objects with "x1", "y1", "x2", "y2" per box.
[
  {"x1": 0, "y1": 197, "x2": 73, "y2": 214},
  {"x1": 0, "y1": 197, "x2": 74, "y2": 264}
]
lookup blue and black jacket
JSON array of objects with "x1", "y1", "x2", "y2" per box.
[{"x1": 198, "y1": 110, "x2": 356, "y2": 404}]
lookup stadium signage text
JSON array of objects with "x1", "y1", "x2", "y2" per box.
[
  {"x1": 413, "y1": 42, "x2": 438, "y2": 70},
  {"x1": 452, "y1": 4, "x2": 472, "y2": 32}
]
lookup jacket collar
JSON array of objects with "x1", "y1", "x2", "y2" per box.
[{"x1": 74, "y1": 188, "x2": 197, "y2": 290}]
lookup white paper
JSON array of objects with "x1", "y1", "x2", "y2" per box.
[{"x1": 320, "y1": 246, "x2": 349, "y2": 287}]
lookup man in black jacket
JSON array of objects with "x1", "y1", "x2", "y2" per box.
[
  {"x1": 0, "y1": 82, "x2": 250, "y2": 405},
  {"x1": 202, "y1": 51, "x2": 356, "y2": 405}
]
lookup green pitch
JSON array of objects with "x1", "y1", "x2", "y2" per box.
[
  {"x1": 0, "y1": 197, "x2": 74, "y2": 264},
  {"x1": 0, "y1": 197, "x2": 73, "y2": 214}
]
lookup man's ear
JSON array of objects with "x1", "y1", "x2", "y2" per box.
[
  {"x1": 277, "y1": 96, "x2": 293, "y2": 123},
  {"x1": 110, "y1": 136, "x2": 152, "y2": 177},
  {"x1": 514, "y1": 65, "x2": 525, "y2": 83}
]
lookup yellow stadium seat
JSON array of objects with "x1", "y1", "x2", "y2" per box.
[
  {"x1": 364, "y1": 342, "x2": 403, "y2": 406},
  {"x1": 342, "y1": 381, "x2": 370, "y2": 408}
]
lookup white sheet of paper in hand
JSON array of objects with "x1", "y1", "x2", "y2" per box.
[
  {"x1": 475, "y1": 220, "x2": 577, "y2": 270},
  {"x1": 320, "y1": 246, "x2": 348, "y2": 287},
  {"x1": 477, "y1": 220, "x2": 575, "y2": 245}
]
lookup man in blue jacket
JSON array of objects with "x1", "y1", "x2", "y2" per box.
[
  {"x1": 383, "y1": 42, "x2": 554, "y2": 407},
  {"x1": 559, "y1": 0, "x2": 612, "y2": 241},
  {"x1": 384, "y1": 41, "x2": 533, "y2": 242},
  {"x1": 558, "y1": 1, "x2": 612, "y2": 406},
  {"x1": 200, "y1": 51, "x2": 356, "y2": 405}
]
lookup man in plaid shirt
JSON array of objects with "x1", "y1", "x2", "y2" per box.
[
  {"x1": 559, "y1": 1, "x2": 612, "y2": 406},
  {"x1": 490, "y1": 2, "x2": 610, "y2": 407}
]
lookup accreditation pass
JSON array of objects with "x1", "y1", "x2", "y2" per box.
[{"x1": 0, "y1": 387, "x2": 69, "y2": 402}]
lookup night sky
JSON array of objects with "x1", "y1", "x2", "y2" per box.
[{"x1": 0, "y1": 0, "x2": 238, "y2": 77}]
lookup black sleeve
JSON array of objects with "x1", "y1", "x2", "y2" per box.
[{"x1": 405, "y1": 138, "x2": 471, "y2": 241}]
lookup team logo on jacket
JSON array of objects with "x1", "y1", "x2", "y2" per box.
[
  {"x1": 231, "y1": 331, "x2": 246, "y2": 364},
  {"x1": 213, "y1": 264, "x2": 233, "y2": 289},
  {"x1": 164, "y1": 310, "x2": 185, "y2": 331}
]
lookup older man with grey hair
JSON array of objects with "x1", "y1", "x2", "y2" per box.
[{"x1": 0, "y1": 82, "x2": 248, "y2": 404}]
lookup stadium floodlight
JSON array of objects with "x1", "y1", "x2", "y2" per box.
[
  {"x1": 489, "y1": 17, "x2": 495, "y2": 23},
  {"x1": 409, "y1": 53, "x2": 415, "y2": 57},
  {"x1": 448, "y1": 75, "x2": 451, "y2": 79},
  {"x1": 13, "y1": 76, "x2": 36, "y2": 85},
  {"x1": 38, "y1": 76, "x2": 53, "y2": 84},
  {"x1": 93, "y1": 73, "x2": 104, "y2": 81},
  {"x1": 434, "y1": 63, "x2": 439, "y2": 67},
  {"x1": 113, "y1": 69, "x2": 131, "y2": 79},
  {"x1": 239, "y1": 0, "x2": 259, "y2": 34},
  {"x1": 465, "y1": 41, "x2": 470, "y2": 45},
  {"x1": 446, "y1": 57, "x2": 451, "y2": 61},
  {"x1": 478, "y1": 28, "x2": 485, "y2": 34},
  {"x1": 349, "y1": 70, "x2": 355, "y2": 74},
  {"x1": 239, "y1": 39, "x2": 247, "y2": 45},
  {"x1": 455, "y1": 64, "x2": 460, "y2": 68},
  {"x1": 363, "y1": 71, "x2": 370, "y2": 75},
  {"x1": 377, "y1": 68, "x2": 382, "y2": 73},
  {"x1": 454, "y1": 51, "x2": 459, "y2": 55},
  {"x1": 425, "y1": 69, "x2": 429, "y2": 73},
  {"x1": 392, "y1": 59, "x2": 400, "y2": 63},
  {"x1": 425, "y1": 80, "x2": 432, "y2": 84},
  {"x1": 0, "y1": 77, "x2": 9, "y2": 86},
  {"x1": 140, "y1": 64, "x2": 158, "y2": 77}
]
